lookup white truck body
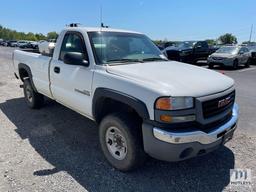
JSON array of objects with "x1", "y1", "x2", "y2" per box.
[{"x1": 13, "y1": 26, "x2": 239, "y2": 170}]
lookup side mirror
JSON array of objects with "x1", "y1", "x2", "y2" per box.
[
  {"x1": 195, "y1": 45, "x2": 202, "y2": 49},
  {"x1": 63, "y1": 52, "x2": 89, "y2": 66},
  {"x1": 239, "y1": 51, "x2": 244, "y2": 55}
]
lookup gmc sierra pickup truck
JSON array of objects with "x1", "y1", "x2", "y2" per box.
[{"x1": 13, "y1": 25, "x2": 239, "y2": 171}]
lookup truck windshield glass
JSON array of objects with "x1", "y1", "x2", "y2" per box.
[
  {"x1": 175, "y1": 41, "x2": 196, "y2": 49},
  {"x1": 88, "y1": 32, "x2": 167, "y2": 65},
  {"x1": 216, "y1": 46, "x2": 239, "y2": 54}
]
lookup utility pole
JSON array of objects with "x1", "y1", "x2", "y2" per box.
[{"x1": 249, "y1": 24, "x2": 253, "y2": 43}]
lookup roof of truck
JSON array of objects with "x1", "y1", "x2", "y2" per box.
[{"x1": 65, "y1": 26, "x2": 142, "y2": 34}]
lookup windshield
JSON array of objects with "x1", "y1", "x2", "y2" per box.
[
  {"x1": 216, "y1": 46, "x2": 239, "y2": 54},
  {"x1": 248, "y1": 46, "x2": 256, "y2": 51},
  {"x1": 175, "y1": 41, "x2": 196, "y2": 49},
  {"x1": 88, "y1": 32, "x2": 167, "y2": 65}
]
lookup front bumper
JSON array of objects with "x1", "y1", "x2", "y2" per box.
[
  {"x1": 207, "y1": 58, "x2": 234, "y2": 67},
  {"x1": 142, "y1": 104, "x2": 239, "y2": 162}
]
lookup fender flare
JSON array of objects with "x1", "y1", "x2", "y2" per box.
[
  {"x1": 18, "y1": 63, "x2": 38, "y2": 92},
  {"x1": 92, "y1": 88, "x2": 150, "y2": 120}
]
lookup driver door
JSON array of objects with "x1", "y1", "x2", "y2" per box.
[{"x1": 50, "y1": 32, "x2": 94, "y2": 117}]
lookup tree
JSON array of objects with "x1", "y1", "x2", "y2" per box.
[
  {"x1": 218, "y1": 33, "x2": 237, "y2": 45},
  {"x1": 47, "y1": 31, "x2": 58, "y2": 40},
  {"x1": 205, "y1": 39, "x2": 217, "y2": 45},
  {"x1": 0, "y1": 24, "x2": 48, "y2": 41}
]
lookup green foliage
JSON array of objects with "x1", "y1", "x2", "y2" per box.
[
  {"x1": 205, "y1": 39, "x2": 217, "y2": 45},
  {"x1": 218, "y1": 33, "x2": 237, "y2": 45},
  {"x1": 47, "y1": 32, "x2": 58, "y2": 40},
  {"x1": 0, "y1": 24, "x2": 57, "y2": 41}
]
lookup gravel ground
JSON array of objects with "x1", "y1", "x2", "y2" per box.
[{"x1": 0, "y1": 47, "x2": 255, "y2": 192}]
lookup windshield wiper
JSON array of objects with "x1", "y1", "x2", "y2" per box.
[
  {"x1": 143, "y1": 57, "x2": 168, "y2": 62},
  {"x1": 106, "y1": 58, "x2": 143, "y2": 65}
]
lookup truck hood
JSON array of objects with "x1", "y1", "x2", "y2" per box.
[
  {"x1": 210, "y1": 52, "x2": 235, "y2": 58},
  {"x1": 165, "y1": 46, "x2": 192, "y2": 52},
  {"x1": 106, "y1": 61, "x2": 234, "y2": 97}
]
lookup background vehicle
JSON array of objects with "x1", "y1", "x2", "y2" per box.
[
  {"x1": 30, "y1": 41, "x2": 39, "y2": 49},
  {"x1": 163, "y1": 41, "x2": 218, "y2": 64},
  {"x1": 1, "y1": 40, "x2": 8, "y2": 46},
  {"x1": 248, "y1": 46, "x2": 256, "y2": 65},
  {"x1": 155, "y1": 41, "x2": 176, "y2": 50},
  {"x1": 13, "y1": 26, "x2": 238, "y2": 171},
  {"x1": 8, "y1": 40, "x2": 18, "y2": 47},
  {"x1": 17, "y1": 40, "x2": 29, "y2": 48},
  {"x1": 48, "y1": 39, "x2": 57, "y2": 43},
  {"x1": 208, "y1": 46, "x2": 251, "y2": 69}
]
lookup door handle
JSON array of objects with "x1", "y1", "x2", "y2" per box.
[{"x1": 54, "y1": 67, "x2": 60, "y2": 74}]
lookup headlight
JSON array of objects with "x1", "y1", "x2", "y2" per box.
[
  {"x1": 155, "y1": 97, "x2": 195, "y2": 123},
  {"x1": 155, "y1": 97, "x2": 194, "y2": 110}
]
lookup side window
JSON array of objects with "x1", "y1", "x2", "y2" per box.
[
  {"x1": 202, "y1": 42, "x2": 208, "y2": 48},
  {"x1": 244, "y1": 48, "x2": 249, "y2": 53},
  {"x1": 195, "y1": 42, "x2": 203, "y2": 49},
  {"x1": 239, "y1": 47, "x2": 246, "y2": 54},
  {"x1": 59, "y1": 33, "x2": 88, "y2": 61}
]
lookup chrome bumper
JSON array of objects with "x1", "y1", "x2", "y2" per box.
[{"x1": 153, "y1": 104, "x2": 239, "y2": 145}]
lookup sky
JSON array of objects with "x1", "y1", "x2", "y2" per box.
[{"x1": 0, "y1": 0, "x2": 255, "y2": 42}]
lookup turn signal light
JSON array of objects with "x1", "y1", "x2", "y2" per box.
[
  {"x1": 156, "y1": 98, "x2": 171, "y2": 110},
  {"x1": 160, "y1": 115, "x2": 173, "y2": 123}
]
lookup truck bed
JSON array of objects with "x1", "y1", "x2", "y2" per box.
[{"x1": 13, "y1": 49, "x2": 52, "y2": 98}]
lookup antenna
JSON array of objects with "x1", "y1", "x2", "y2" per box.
[
  {"x1": 249, "y1": 24, "x2": 253, "y2": 43},
  {"x1": 99, "y1": 3, "x2": 109, "y2": 28},
  {"x1": 100, "y1": 5, "x2": 103, "y2": 29}
]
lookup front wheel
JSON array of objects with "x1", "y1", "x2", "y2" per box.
[
  {"x1": 99, "y1": 113, "x2": 146, "y2": 172},
  {"x1": 233, "y1": 59, "x2": 238, "y2": 69},
  {"x1": 23, "y1": 79, "x2": 44, "y2": 109},
  {"x1": 245, "y1": 58, "x2": 251, "y2": 68},
  {"x1": 208, "y1": 63, "x2": 214, "y2": 69}
]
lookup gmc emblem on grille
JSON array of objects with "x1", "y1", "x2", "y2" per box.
[{"x1": 218, "y1": 97, "x2": 231, "y2": 108}]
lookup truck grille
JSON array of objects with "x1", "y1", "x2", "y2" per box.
[
  {"x1": 212, "y1": 57, "x2": 224, "y2": 60},
  {"x1": 202, "y1": 91, "x2": 235, "y2": 118},
  {"x1": 166, "y1": 50, "x2": 180, "y2": 60}
]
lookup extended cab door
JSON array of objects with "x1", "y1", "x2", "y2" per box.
[
  {"x1": 49, "y1": 31, "x2": 94, "y2": 118},
  {"x1": 193, "y1": 41, "x2": 209, "y2": 61}
]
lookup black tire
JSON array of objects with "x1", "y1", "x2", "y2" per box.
[
  {"x1": 245, "y1": 58, "x2": 251, "y2": 68},
  {"x1": 208, "y1": 63, "x2": 214, "y2": 69},
  {"x1": 23, "y1": 79, "x2": 44, "y2": 109},
  {"x1": 99, "y1": 113, "x2": 146, "y2": 172},
  {"x1": 233, "y1": 59, "x2": 238, "y2": 70}
]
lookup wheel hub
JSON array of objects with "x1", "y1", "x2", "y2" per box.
[{"x1": 105, "y1": 126, "x2": 127, "y2": 160}]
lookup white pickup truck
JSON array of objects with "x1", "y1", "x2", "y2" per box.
[{"x1": 13, "y1": 25, "x2": 239, "y2": 171}]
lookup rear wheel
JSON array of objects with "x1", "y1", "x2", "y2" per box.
[
  {"x1": 99, "y1": 113, "x2": 146, "y2": 172},
  {"x1": 23, "y1": 79, "x2": 44, "y2": 109},
  {"x1": 233, "y1": 59, "x2": 238, "y2": 69}
]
